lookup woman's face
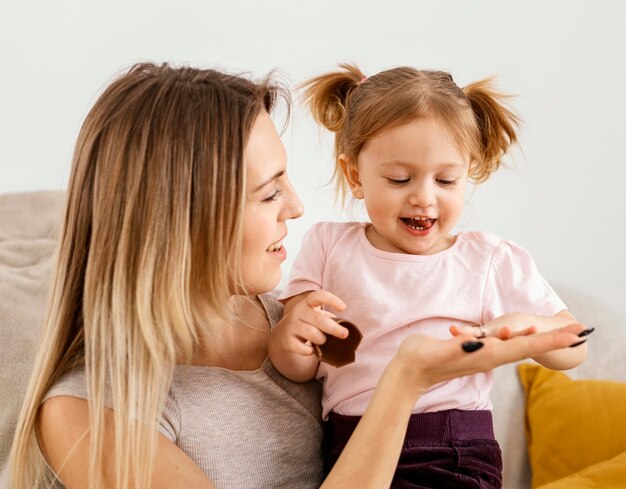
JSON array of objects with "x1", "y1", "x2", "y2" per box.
[{"x1": 240, "y1": 111, "x2": 303, "y2": 294}]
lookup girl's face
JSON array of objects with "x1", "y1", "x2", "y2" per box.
[
  {"x1": 241, "y1": 111, "x2": 303, "y2": 294},
  {"x1": 344, "y1": 117, "x2": 469, "y2": 255}
]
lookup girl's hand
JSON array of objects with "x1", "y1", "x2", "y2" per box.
[
  {"x1": 271, "y1": 290, "x2": 349, "y2": 357},
  {"x1": 393, "y1": 322, "x2": 587, "y2": 396},
  {"x1": 449, "y1": 313, "x2": 537, "y2": 340}
]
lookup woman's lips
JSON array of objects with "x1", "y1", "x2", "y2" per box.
[{"x1": 267, "y1": 239, "x2": 287, "y2": 260}]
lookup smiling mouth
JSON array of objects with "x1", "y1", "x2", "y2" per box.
[
  {"x1": 401, "y1": 217, "x2": 436, "y2": 230},
  {"x1": 267, "y1": 241, "x2": 283, "y2": 252}
]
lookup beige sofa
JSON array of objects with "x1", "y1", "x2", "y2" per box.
[{"x1": 1, "y1": 190, "x2": 625, "y2": 488}]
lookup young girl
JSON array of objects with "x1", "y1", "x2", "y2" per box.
[{"x1": 269, "y1": 64, "x2": 591, "y2": 488}]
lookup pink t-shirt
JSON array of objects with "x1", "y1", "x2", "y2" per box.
[{"x1": 278, "y1": 222, "x2": 566, "y2": 420}]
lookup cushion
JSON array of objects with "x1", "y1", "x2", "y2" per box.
[
  {"x1": 536, "y1": 450, "x2": 626, "y2": 489},
  {"x1": 0, "y1": 191, "x2": 65, "y2": 472},
  {"x1": 518, "y1": 363, "x2": 626, "y2": 488}
]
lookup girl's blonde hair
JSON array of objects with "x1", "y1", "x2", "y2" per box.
[
  {"x1": 9, "y1": 62, "x2": 282, "y2": 489},
  {"x1": 302, "y1": 63, "x2": 520, "y2": 202}
]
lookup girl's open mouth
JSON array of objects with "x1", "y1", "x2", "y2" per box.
[{"x1": 401, "y1": 217, "x2": 436, "y2": 231}]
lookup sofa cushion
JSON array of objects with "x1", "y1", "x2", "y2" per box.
[
  {"x1": 535, "y1": 450, "x2": 626, "y2": 489},
  {"x1": 518, "y1": 363, "x2": 626, "y2": 488},
  {"x1": 0, "y1": 191, "x2": 65, "y2": 472}
]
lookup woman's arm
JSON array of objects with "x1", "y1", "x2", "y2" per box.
[
  {"x1": 320, "y1": 322, "x2": 587, "y2": 489},
  {"x1": 38, "y1": 323, "x2": 587, "y2": 489},
  {"x1": 37, "y1": 396, "x2": 217, "y2": 489}
]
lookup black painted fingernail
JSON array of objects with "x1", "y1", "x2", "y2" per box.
[
  {"x1": 577, "y1": 327, "x2": 595, "y2": 338},
  {"x1": 570, "y1": 339, "x2": 587, "y2": 348},
  {"x1": 462, "y1": 341, "x2": 484, "y2": 353}
]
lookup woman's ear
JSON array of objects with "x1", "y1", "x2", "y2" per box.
[{"x1": 338, "y1": 154, "x2": 364, "y2": 199}]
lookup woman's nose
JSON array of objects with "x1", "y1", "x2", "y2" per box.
[{"x1": 282, "y1": 179, "x2": 304, "y2": 220}]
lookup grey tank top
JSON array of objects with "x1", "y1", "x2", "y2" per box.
[{"x1": 43, "y1": 294, "x2": 324, "y2": 489}]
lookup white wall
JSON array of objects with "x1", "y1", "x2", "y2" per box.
[{"x1": 1, "y1": 0, "x2": 624, "y2": 316}]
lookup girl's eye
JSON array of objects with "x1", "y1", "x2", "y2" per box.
[
  {"x1": 436, "y1": 179, "x2": 457, "y2": 186},
  {"x1": 386, "y1": 177, "x2": 410, "y2": 185},
  {"x1": 263, "y1": 188, "x2": 283, "y2": 202}
]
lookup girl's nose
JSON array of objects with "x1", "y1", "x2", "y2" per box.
[{"x1": 408, "y1": 183, "x2": 435, "y2": 208}]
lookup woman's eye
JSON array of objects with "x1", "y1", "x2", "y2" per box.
[
  {"x1": 263, "y1": 188, "x2": 282, "y2": 202},
  {"x1": 386, "y1": 177, "x2": 410, "y2": 185}
]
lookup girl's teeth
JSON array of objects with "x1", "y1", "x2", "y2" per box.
[{"x1": 402, "y1": 217, "x2": 435, "y2": 230}]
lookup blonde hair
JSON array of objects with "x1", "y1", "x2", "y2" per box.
[
  {"x1": 9, "y1": 63, "x2": 282, "y2": 489},
  {"x1": 302, "y1": 63, "x2": 520, "y2": 203}
]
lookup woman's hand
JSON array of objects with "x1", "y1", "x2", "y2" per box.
[{"x1": 392, "y1": 322, "x2": 587, "y2": 396}]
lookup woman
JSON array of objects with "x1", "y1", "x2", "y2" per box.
[{"x1": 8, "y1": 63, "x2": 586, "y2": 489}]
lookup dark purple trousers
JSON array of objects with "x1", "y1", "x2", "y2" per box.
[{"x1": 323, "y1": 409, "x2": 503, "y2": 489}]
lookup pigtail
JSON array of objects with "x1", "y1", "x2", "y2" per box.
[
  {"x1": 301, "y1": 64, "x2": 367, "y2": 206},
  {"x1": 463, "y1": 78, "x2": 521, "y2": 181},
  {"x1": 301, "y1": 63, "x2": 365, "y2": 134}
]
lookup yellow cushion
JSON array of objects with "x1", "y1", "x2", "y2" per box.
[
  {"x1": 536, "y1": 450, "x2": 626, "y2": 489},
  {"x1": 517, "y1": 363, "x2": 626, "y2": 488}
]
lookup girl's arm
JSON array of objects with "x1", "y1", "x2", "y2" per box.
[
  {"x1": 451, "y1": 310, "x2": 590, "y2": 370},
  {"x1": 268, "y1": 290, "x2": 348, "y2": 382},
  {"x1": 509, "y1": 310, "x2": 588, "y2": 370},
  {"x1": 321, "y1": 322, "x2": 587, "y2": 489},
  {"x1": 37, "y1": 396, "x2": 217, "y2": 489}
]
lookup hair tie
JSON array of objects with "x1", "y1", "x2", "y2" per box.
[{"x1": 358, "y1": 76, "x2": 368, "y2": 85}]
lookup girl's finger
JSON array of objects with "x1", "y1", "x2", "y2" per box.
[
  {"x1": 300, "y1": 325, "x2": 328, "y2": 346},
  {"x1": 450, "y1": 325, "x2": 485, "y2": 338},
  {"x1": 507, "y1": 325, "x2": 537, "y2": 338},
  {"x1": 300, "y1": 308, "x2": 349, "y2": 339},
  {"x1": 495, "y1": 326, "x2": 512, "y2": 340},
  {"x1": 306, "y1": 290, "x2": 346, "y2": 313},
  {"x1": 290, "y1": 337, "x2": 316, "y2": 356}
]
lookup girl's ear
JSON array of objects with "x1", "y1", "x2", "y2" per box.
[{"x1": 338, "y1": 154, "x2": 364, "y2": 199}]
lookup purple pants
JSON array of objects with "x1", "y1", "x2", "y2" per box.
[{"x1": 323, "y1": 409, "x2": 503, "y2": 489}]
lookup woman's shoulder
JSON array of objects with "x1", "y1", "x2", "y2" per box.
[
  {"x1": 37, "y1": 392, "x2": 92, "y2": 488},
  {"x1": 258, "y1": 292, "x2": 284, "y2": 328},
  {"x1": 42, "y1": 366, "x2": 88, "y2": 404}
]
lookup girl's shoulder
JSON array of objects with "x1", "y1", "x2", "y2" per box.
[
  {"x1": 301, "y1": 221, "x2": 366, "y2": 254},
  {"x1": 306, "y1": 220, "x2": 364, "y2": 237},
  {"x1": 458, "y1": 231, "x2": 534, "y2": 261},
  {"x1": 459, "y1": 230, "x2": 528, "y2": 251},
  {"x1": 459, "y1": 230, "x2": 505, "y2": 248}
]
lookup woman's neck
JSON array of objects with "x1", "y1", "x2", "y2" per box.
[{"x1": 188, "y1": 295, "x2": 271, "y2": 370}]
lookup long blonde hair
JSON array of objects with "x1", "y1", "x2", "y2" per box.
[
  {"x1": 9, "y1": 63, "x2": 281, "y2": 489},
  {"x1": 302, "y1": 63, "x2": 520, "y2": 203}
]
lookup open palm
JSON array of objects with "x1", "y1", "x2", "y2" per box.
[{"x1": 395, "y1": 323, "x2": 586, "y2": 393}]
